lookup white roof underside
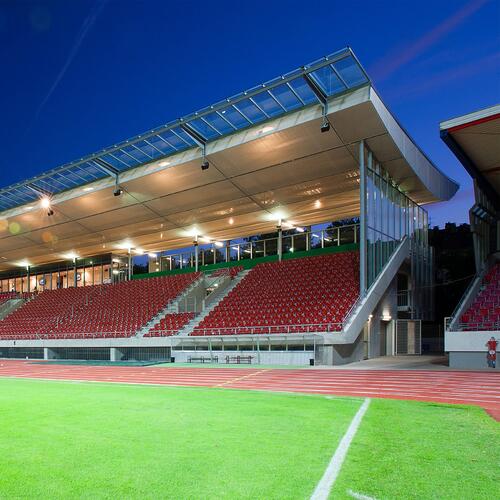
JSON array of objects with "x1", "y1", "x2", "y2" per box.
[{"x1": 0, "y1": 86, "x2": 458, "y2": 271}]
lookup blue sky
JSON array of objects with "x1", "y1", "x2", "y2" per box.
[{"x1": 0, "y1": 0, "x2": 498, "y2": 227}]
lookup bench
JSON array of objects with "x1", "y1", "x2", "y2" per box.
[
  {"x1": 187, "y1": 356, "x2": 218, "y2": 363},
  {"x1": 225, "y1": 355, "x2": 253, "y2": 364}
]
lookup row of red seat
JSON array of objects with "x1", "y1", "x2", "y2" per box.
[
  {"x1": 192, "y1": 252, "x2": 359, "y2": 336},
  {"x1": 145, "y1": 312, "x2": 195, "y2": 337},
  {"x1": 460, "y1": 263, "x2": 500, "y2": 331},
  {"x1": 0, "y1": 273, "x2": 200, "y2": 339}
]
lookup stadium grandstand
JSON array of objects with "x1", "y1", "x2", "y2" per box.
[
  {"x1": 441, "y1": 104, "x2": 500, "y2": 369},
  {"x1": 0, "y1": 47, "x2": 459, "y2": 365}
]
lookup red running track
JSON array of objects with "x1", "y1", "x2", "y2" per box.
[{"x1": 0, "y1": 360, "x2": 499, "y2": 420}]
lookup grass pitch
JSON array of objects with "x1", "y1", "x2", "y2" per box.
[
  {"x1": 0, "y1": 379, "x2": 358, "y2": 499},
  {"x1": 0, "y1": 378, "x2": 498, "y2": 499}
]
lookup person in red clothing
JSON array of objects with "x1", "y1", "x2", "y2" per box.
[{"x1": 486, "y1": 337, "x2": 498, "y2": 368}]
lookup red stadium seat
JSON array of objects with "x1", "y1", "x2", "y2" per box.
[
  {"x1": 460, "y1": 263, "x2": 500, "y2": 331},
  {"x1": 192, "y1": 252, "x2": 359, "y2": 336},
  {"x1": 0, "y1": 273, "x2": 201, "y2": 340}
]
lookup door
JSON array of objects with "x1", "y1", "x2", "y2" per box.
[{"x1": 380, "y1": 322, "x2": 387, "y2": 356}]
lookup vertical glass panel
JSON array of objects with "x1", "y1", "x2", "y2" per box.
[
  {"x1": 103, "y1": 265, "x2": 111, "y2": 284},
  {"x1": 240, "y1": 242, "x2": 251, "y2": 260},
  {"x1": 253, "y1": 240, "x2": 264, "y2": 257},
  {"x1": 282, "y1": 236, "x2": 293, "y2": 254},
  {"x1": 229, "y1": 245, "x2": 240, "y2": 261},
  {"x1": 310, "y1": 232, "x2": 322, "y2": 249},
  {"x1": 340, "y1": 225, "x2": 355, "y2": 245},
  {"x1": 293, "y1": 233, "x2": 307, "y2": 252},
  {"x1": 265, "y1": 238, "x2": 278, "y2": 256}
]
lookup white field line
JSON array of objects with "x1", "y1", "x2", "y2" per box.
[
  {"x1": 310, "y1": 398, "x2": 371, "y2": 500},
  {"x1": 347, "y1": 489, "x2": 377, "y2": 500}
]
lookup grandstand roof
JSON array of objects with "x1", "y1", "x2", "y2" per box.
[
  {"x1": 0, "y1": 47, "x2": 458, "y2": 271},
  {"x1": 440, "y1": 104, "x2": 500, "y2": 207}
]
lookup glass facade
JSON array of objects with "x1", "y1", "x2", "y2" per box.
[
  {"x1": 0, "y1": 254, "x2": 126, "y2": 293},
  {"x1": 361, "y1": 142, "x2": 433, "y2": 320},
  {"x1": 147, "y1": 222, "x2": 359, "y2": 273},
  {"x1": 470, "y1": 180, "x2": 499, "y2": 272},
  {"x1": 366, "y1": 166, "x2": 428, "y2": 288}
]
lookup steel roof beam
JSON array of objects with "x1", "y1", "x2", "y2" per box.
[
  {"x1": 26, "y1": 183, "x2": 52, "y2": 198},
  {"x1": 180, "y1": 122, "x2": 207, "y2": 148},
  {"x1": 302, "y1": 72, "x2": 327, "y2": 106},
  {"x1": 93, "y1": 158, "x2": 120, "y2": 178}
]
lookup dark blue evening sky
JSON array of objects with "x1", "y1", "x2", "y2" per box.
[{"x1": 0, "y1": 0, "x2": 498, "y2": 227}]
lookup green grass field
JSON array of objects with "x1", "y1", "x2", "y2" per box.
[{"x1": 0, "y1": 379, "x2": 498, "y2": 499}]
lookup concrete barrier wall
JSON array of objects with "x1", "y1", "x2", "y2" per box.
[{"x1": 172, "y1": 350, "x2": 314, "y2": 366}]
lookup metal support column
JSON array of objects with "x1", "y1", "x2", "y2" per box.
[
  {"x1": 277, "y1": 220, "x2": 283, "y2": 262},
  {"x1": 127, "y1": 252, "x2": 132, "y2": 281},
  {"x1": 359, "y1": 140, "x2": 367, "y2": 294},
  {"x1": 73, "y1": 258, "x2": 78, "y2": 287},
  {"x1": 26, "y1": 266, "x2": 30, "y2": 293},
  {"x1": 194, "y1": 236, "x2": 199, "y2": 272}
]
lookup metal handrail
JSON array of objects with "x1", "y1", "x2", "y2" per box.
[
  {"x1": 0, "y1": 322, "x2": 344, "y2": 340},
  {"x1": 190, "y1": 322, "x2": 343, "y2": 336}
]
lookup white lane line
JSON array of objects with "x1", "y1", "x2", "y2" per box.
[
  {"x1": 347, "y1": 489, "x2": 377, "y2": 499},
  {"x1": 310, "y1": 398, "x2": 371, "y2": 500}
]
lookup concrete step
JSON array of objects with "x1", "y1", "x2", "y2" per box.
[
  {"x1": 177, "y1": 270, "x2": 250, "y2": 336},
  {"x1": 0, "y1": 298, "x2": 25, "y2": 321},
  {"x1": 135, "y1": 275, "x2": 205, "y2": 337}
]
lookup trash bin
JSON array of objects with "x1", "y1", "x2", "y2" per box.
[
  {"x1": 170, "y1": 357, "x2": 175, "y2": 363},
  {"x1": 309, "y1": 359, "x2": 315, "y2": 366}
]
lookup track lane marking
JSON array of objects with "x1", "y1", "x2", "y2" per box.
[{"x1": 213, "y1": 368, "x2": 271, "y2": 387}]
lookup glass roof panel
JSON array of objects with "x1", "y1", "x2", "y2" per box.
[
  {"x1": 188, "y1": 118, "x2": 222, "y2": 140},
  {"x1": 166, "y1": 127, "x2": 197, "y2": 148},
  {"x1": 112, "y1": 149, "x2": 138, "y2": 167},
  {"x1": 120, "y1": 145, "x2": 150, "y2": 163},
  {"x1": 134, "y1": 140, "x2": 164, "y2": 160},
  {"x1": 287, "y1": 77, "x2": 320, "y2": 105},
  {"x1": 0, "y1": 48, "x2": 372, "y2": 213},
  {"x1": 234, "y1": 98, "x2": 267, "y2": 123},
  {"x1": 220, "y1": 105, "x2": 252, "y2": 128},
  {"x1": 251, "y1": 91, "x2": 283, "y2": 117},
  {"x1": 100, "y1": 154, "x2": 130, "y2": 170},
  {"x1": 146, "y1": 135, "x2": 177, "y2": 155},
  {"x1": 271, "y1": 84, "x2": 303, "y2": 110},
  {"x1": 333, "y1": 56, "x2": 368, "y2": 87},
  {"x1": 310, "y1": 66, "x2": 346, "y2": 96},
  {"x1": 202, "y1": 112, "x2": 236, "y2": 134}
]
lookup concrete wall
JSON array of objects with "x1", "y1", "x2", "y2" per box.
[
  {"x1": 331, "y1": 335, "x2": 365, "y2": 365},
  {"x1": 367, "y1": 277, "x2": 398, "y2": 358},
  {"x1": 172, "y1": 350, "x2": 314, "y2": 366},
  {"x1": 450, "y1": 351, "x2": 498, "y2": 370},
  {"x1": 446, "y1": 330, "x2": 500, "y2": 369},
  {"x1": 445, "y1": 330, "x2": 500, "y2": 352}
]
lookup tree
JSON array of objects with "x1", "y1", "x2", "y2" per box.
[{"x1": 429, "y1": 223, "x2": 475, "y2": 319}]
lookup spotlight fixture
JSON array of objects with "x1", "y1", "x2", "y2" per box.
[
  {"x1": 320, "y1": 118, "x2": 330, "y2": 133},
  {"x1": 40, "y1": 196, "x2": 51, "y2": 209},
  {"x1": 47, "y1": 209, "x2": 54, "y2": 216},
  {"x1": 201, "y1": 159, "x2": 209, "y2": 171},
  {"x1": 113, "y1": 187, "x2": 123, "y2": 197}
]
